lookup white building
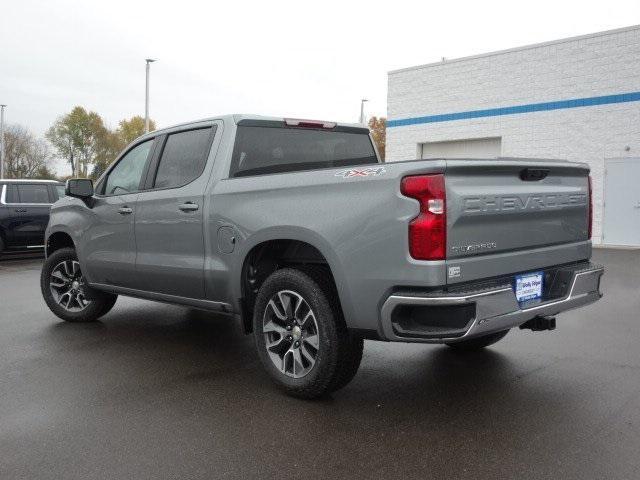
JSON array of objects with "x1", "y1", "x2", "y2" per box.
[{"x1": 387, "y1": 25, "x2": 640, "y2": 246}]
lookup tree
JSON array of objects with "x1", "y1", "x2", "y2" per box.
[
  {"x1": 3, "y1": 124, "x2": 55, "y2": 179},
  {"x1": 90, "y1": 115, "x2": 157, "y2": 179},
  {"x1": 91, "y1": 130, "x2": 122, "y2": 179},
  {"x1": 368, "y1": 116, "x2": 386, "y2": 161},
  {"x1": 46, "y1": 106, "x2": 109, "y2": 178},
  {"x1": 33, "y1": 164, "x2": 58, "y2": 180},
  {"x1": 117, "y1": 115, "x2": 156, "y2": 145}
]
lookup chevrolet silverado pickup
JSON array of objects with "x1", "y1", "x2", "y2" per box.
[{"x1": 40, "y1": 115, "x2": 603, "y2": 398}]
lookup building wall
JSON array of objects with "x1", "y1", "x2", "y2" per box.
[{"x1": 386, "y1": 26, "x2": 640, "y2": 244}]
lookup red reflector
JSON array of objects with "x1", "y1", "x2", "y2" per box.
[
  {"x1": 401, "y1": 174, "x2": 446, "y2": 260},
  {"x1": 284, "y1": 118, "x2": 336, "y2": 129},
  {"x1": 588, "y1": 175, "x2": 593, "y2": 239}
]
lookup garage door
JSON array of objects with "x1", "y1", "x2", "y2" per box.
[
  {"x1": 420, "y1": 137, "x2": 502, "y2": 159},
  {"x1": 602, "y1": 158, "x2": 640, "y2": 246}
]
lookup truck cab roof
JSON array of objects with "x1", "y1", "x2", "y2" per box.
[{"x1": 137, "y1": 114, "x2": 367, "y2": 142}]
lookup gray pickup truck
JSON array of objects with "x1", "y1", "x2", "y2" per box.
[{"x1": 40, "y1": 115, "x2": 603, "y2": 398}]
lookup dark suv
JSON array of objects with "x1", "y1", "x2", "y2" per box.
[{"x1": 0, "y1": 179, "x2": 65, "y2": 253}]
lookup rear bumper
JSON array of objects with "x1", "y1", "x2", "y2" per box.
[{"x1": 380, "y1": 262, "x2": 604, "y2": 343}]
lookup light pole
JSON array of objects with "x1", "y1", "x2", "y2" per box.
[
  {"x1": 0, "y1": 104, "x2": 6, "y2": 180},
  {"x1": 145, "y1": 59, "x2": 156, "y2": 133},
  {"x1": 359, "y1": 98, "x2": 368, "y2": 125}
]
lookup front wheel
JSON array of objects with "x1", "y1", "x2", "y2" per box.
[
  {"x1": 40, "y1": 247, "x2": 117, "y2": 322},
  {"x1": 253, "y1": 267, "x2": 362, "y2": 399}
]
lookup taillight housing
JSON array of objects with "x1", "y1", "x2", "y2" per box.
[
  {"x1": 401, "y1": 174, "x2": 446, "y2": 260},
  {"x1": 588, "y1": 175, "x2": 593, "y2": 239}
]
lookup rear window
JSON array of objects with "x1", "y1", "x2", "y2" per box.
[
  {"x1": 5, "y1": 185, "x2": 18, "y2": 203},
  {"x1": 230, "y1": 126, "x2": 377, "y2": 178},
  {"x1": 17, "y1": 184, "x2": 51, "y2": 203},
  {"x1": 153, "y1": 127, "x2": 214, "y2": 189}
]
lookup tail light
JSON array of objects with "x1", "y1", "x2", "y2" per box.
[
  {"x1": 401, "y1": 174, "x2": 446, "y2": 260},
  {"x1": 588, "y1": 175, "x2": 593, "y2": 239}
]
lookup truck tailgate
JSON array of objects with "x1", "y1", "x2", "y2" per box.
[{"x1": 445, "y1": 159, "x2": 591, "y2": 284}]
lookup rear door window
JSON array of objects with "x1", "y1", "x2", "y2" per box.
[
  {"x1": 230, "y1": 126, "x2": 377, "y2": 177},
  {"x1": 5, "y1": 184, "x2": 18, "y2": 203},
  {"x1": 153, "y1": 127, "x2": 214, "y2": 189},
  {"x1": 17, "y1": 184, "x2": 51, "y2": 203}
]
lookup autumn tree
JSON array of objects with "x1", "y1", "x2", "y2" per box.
[
  {"x1": 91, "y1": 115, "x2": 157, "y2": 179},
  {"x1": 368, "y1": 116, "x2": 386, "y2": 161},
  {"x1": 3, "y1": 125, "x2": 55, "y2": 179},
  {"x1": 117, "y1": 116, "x2": 156, "y2": 145},
  {"x1": 46, "y1": 108, "x2": 158, "y2": 179},
  {"x1": 46, "y1": 106, "x2": 109, "y2": 177},
  {"x1": 91, "y1": 130, "x2": 123, "y2": 179}
]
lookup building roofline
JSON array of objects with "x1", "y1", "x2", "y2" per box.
[{"x1": 388, "y1": 24, "x2": 640, "y2": 75}]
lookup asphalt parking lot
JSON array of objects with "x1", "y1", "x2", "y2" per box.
[{"x1": 1, "y1": 249, "x2": 639, "y2": 480}]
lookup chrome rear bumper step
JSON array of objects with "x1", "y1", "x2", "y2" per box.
[{"x1": 380, "y1": 263, "x2": 604, "y2": 343}]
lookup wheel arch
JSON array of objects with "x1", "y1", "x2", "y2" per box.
[
  {"x1": 236, "y1": 229, "x2": 349, "y2": 334},
  {"x1": 46, "y1": 230, "x2": 76, "y2": 258}
]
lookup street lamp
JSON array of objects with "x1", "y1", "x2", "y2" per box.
[
  {"x1": 145, "y1": 59, "x2": 156, "y2": 133},
  {"x1": 359, "y1": 98, "x2": 368, "y2": 125},
  {"x1": 0, "y1": 104, "x2": 6, "y2": 180}
]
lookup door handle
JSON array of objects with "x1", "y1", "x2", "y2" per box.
[
  {"x1": 178, "y1": 202, "x2": 199, "y2": 212},
  {"x1": 14, "y1": 208, "x2": 27, "y2": 213},
  {"x1": 118, "y1": 206, "x2": 133, "y2": 215}
]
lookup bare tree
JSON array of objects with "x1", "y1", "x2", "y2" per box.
[{"x1": 4, "y1": 125, "x2": 55, "y2": 179}]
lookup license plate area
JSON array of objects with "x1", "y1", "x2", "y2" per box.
[{"x1": 514, "y1": 271, "x2": 544, "y2": 303}]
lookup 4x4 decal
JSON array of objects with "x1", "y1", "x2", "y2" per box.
[{"x1": 334, "y1": 167, "x2": 386, "y2": 178}]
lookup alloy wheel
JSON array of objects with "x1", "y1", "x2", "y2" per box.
[
  {"x1": 49, "y1": 260, "x2": 91, "y2": 312},
  {"x1": 262, "y1": 290, "x2": 320, "y2": 378}
]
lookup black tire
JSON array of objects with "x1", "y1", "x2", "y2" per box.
[
  {"x1": 0, "y1": 234, "x2": 4, "y2": 253},
  {"x1": 301, "y1": 266, "x2": 364, "y2": 394},
  {"x1": 445, "y1": 329, "x2": 509, "y2": 351},
  {"x1": 327, "y1": 333, "x2": 364, "y2": 393},
  {"x1": 253, "y1": 267, "x2": 362, "y2": 399},
  {"x1": 40, "y1": 247, "x2": 117, "y2": 322}
]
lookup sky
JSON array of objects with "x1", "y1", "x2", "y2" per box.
[{"x1": 1, "y1": 0, "x2": 639, "y2": 175}]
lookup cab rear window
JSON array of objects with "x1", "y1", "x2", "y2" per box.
[{"x1": 230, "y1": 125, "x2": 377, "y2": 177}]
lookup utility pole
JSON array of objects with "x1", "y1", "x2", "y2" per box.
[
  {"x1": 145, "y1": 59, "x2": 156, "y2": 133},
  {"x1": 359, "y1": 98, "x2": 368, "y2": 125},
  {"x1": 0, "y1": 104, "x2": 6, "y2": 179}
]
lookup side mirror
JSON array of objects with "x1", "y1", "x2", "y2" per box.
[{"x1": 65, "y1": 178, "x2": 94, "y2": 199}]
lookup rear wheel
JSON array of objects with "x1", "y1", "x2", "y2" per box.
[
  {"x1": 40, "y1": 247, "x2": 117, "y2": 322},
  {"x1": 253, "y1": 267, "x2": 362, "y2": 399},
  {"x1": 445, "y1": 329, "x2": 509, "y2": 351}
]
